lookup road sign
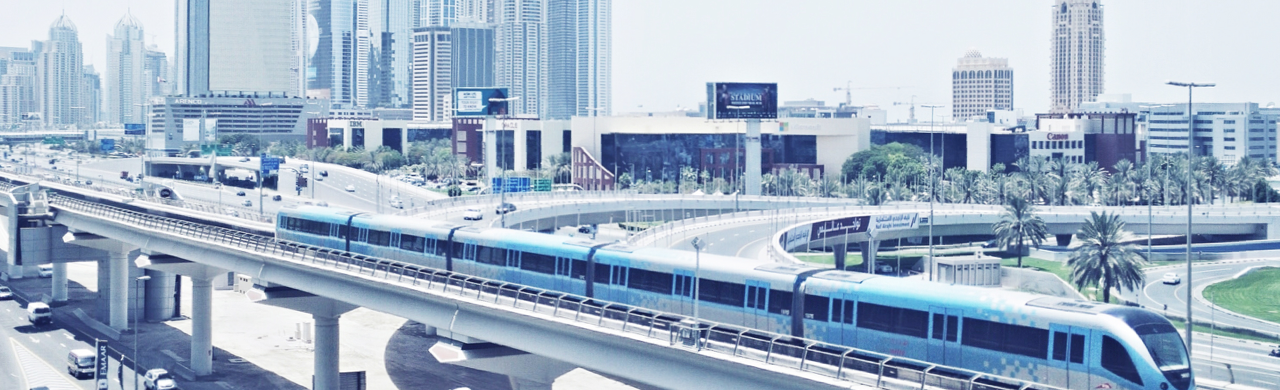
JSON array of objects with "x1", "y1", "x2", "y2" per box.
[
  {"x1": 42, "y1": 136, "x2": 65, "y2": 145},
  {"x1": 100, "y1": 139, "x2": 115, "y2": 153},
  {"x1": 260, "y1": 153, "x2": 283, "y2": 174},
  {"x1": 124, "y1": 123, "x2": 145, "y2": 136},
  {"x1": 533, "y1": 178, "x2": 552, "y2": 192}
]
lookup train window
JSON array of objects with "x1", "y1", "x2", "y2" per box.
[
  {"x1": 1101, "y1": 336, "x2": 1143, "y2": 385},
  {"x1": 554, "y1": 257, "x2": 571, "y2": 276},
  {"x1": 699, "y1": 279, "x2": 745, "y2": 307},
  {"x1": 475, "y1": 246, "x2": 505, "y2": 266},
  {"x1": 424, "y1": 238, "x2": 437, "y2": 254},
  {"x1": 857, "y1": 302, "x2": 927, "y2": 338},
  {"x1": 767, "y1": 290, "x2": 792, "y2": 315},
  {"x1": 520, "y1": 252, "x2": 555, "y2": 274},
  {"x1": 673, "y1": 272, "x2": 693, "y2": 297},
  {"x1": 610, "y1": 265, "x2": 628, "y2": 286},
  {"x1": 398, "y1": 235, "x2": 424, "y2": 252},
  {"x1": 367, "y1": 230, "x2": 392, "y2": 247},
  {"x1": 804, "y1": 294, "x2": 829, "y2": 322},
  {"x1": 1052, "y1": 332, "x2": 1068, "y2": 361},
  {"x1": 745, "y1": 284, "x2": 768, "y2": 311},
  {"x1": 933, "y1": 314, "x2": 946, "y2": 340},
  {"x1": 571, "y1": 259, "x2": 587, "y2": 280},
  {"x1": 946, "y1": 315, "x2": 958, "y2": 342},
  {"x1": 338, "y1": 224, "x2": 348, "y2": 239},
  {"x1": 962, "y1": 318, "x2": 1049, "y2": 359},
  {"x1": 594, "y1": 264, "x2": 611, "y2": 284},
  {"x1": 628, "y1": 268, "x2": 672, "y2": 294},
  {"x1": 286, "y1": 217, "x2": 334, "y2": 237},
  {"x1": 830, "y1": 298, "x2": 853, "y2": 324},
  {"x1": 506, "y1": 251, "x2": 521, "y2": 268},
  {"x1": 1070, "y1": 334, "x2": 1085, "y2": 364}
]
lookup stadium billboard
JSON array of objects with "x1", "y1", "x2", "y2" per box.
[
  {"x1": 454, "y1": 88, "x2": 511, "y2": 117},
  {"x1": 705, "y1": 82, "x2": 778, "y2": 120}
]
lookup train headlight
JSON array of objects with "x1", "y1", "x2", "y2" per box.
[{"x1": 1160, "y1": 383, "x2": 1168, "y2": 390}]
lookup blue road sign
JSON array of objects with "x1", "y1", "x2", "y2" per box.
[
  {"x1": 260, "y1": 153, "x2": 282, "y2": 174},
  {"x1": 100, "y1": 139, "x2": 115, "y2": 153}
]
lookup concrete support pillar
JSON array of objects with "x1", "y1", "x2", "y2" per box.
[
  {"x1": 860, "y1": 240, "x2": 880, "y2": 274},
  {"x1": 509, "y1": 377, "x2": 553, "y2": 390},
  {"x1": 109, "y1": 251, "x2": 129, "y2": 330},
  {"x1": 51, "y1": 262, "x2": 68, "y2": 302},
  {"x1": 744, "y1": 119, "x2": 761, "y2": 196},
  {"x1": 191, "y1": 276, "x2": 214, "y2": 376},
  {"x1": 144, "y1": 269, "x2": 176, "y2": 322},
  {"x1": 313, "y1": 313, "x2": 341, "y2": 390},
  {"x1": 1054, "y1": 234, "x2": 1072, "y2": 247},
  {"x1": 832, "y1": 243, "x2": 847, "y2": 271}
]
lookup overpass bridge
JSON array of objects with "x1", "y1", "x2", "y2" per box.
[{"x1": 0, "y1": 174, "x2": 1068, "y2": 389}]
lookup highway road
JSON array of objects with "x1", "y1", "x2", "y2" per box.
[
  {"x1": 0, "y1": 296, "x2": 147, "y2": 390},
  {"x1": 1122, "y1": 259, "x2": 1280, "y2": 337}
]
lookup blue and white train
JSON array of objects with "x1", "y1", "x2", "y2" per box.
[{"x1": 278, "y1": 206, "x2": 1192, "y2": 390}]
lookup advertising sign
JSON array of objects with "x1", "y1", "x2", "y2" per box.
[
  {"x1": 870, "y1": 213, "x2": 919, "y2": 233},
  {"x1": 124, "y1": 123, "x2": 145, "y2": 135},
  {"x1": 94, "y1": 339, "x2": 109, "y2": 389},
  {"x1": 705, "y1": 82, "x2": 778, "y2": 120},
  {"x1": 100, "y1": 139, "x2": 116, "y2": 153},
  {"x1": 809, "y1": 215, "x2": 871, "y2": 241},
  {"x1": 453, "y1": 88, "x2": 510, "y2": 117},
  {"x1": 782, "y1": 224, "x2": 813, "y2": 251}
]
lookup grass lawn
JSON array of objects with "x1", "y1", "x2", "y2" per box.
[
  {"x1": 998, "y1": 256, "x2": 1073, "y2": 285},
  {"x1": 1165, "y1": 318, "x2": 1279, "y2": 344},
  {"x1": 1203, "y1": 267, "x2": 1280, "y2": 324}
]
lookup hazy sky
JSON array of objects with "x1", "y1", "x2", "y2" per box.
[{"x1": 3, "y1": 1, "x2": 1277, "y2": 122}]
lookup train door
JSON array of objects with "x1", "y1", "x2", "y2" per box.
[
  {"x1": 927, "y1": 307, "x2": 962, "y2": 366},
  {"x1": 504, "y1": 248, "x2": 522, "y2": 285},
  {"x1": 828, "y1": 293, "x2": 856, "y2": 346},
  {"x1": 606, "y1": 259, "x2": 630, "y2": 304},
  {"x1": 743, "y1": 280, "x2": 770, "y2": 329},
  {"x1": 1048, "y1": 324, "x2": 1091, "y2": 389},
  {"x1": 672, "y1": 270, "x2": 695, "y2": 316},
  {"x1": 554, "y1": 257, "x2": 573, "y2": 292}
]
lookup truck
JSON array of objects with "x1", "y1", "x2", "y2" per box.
[{"x1": 121, "y1": 171, "x2": 129, "y2": 180}]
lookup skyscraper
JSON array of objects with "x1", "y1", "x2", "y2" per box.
[
  {"x1": 421, "y1": 0, "x2": 489, "y2": 27},
  {"x1": 1050, "y1": 0, "x2": 1105, "y2": 113},
  {"x1": 38, "y1": 14, "x2": 84, "y2": 127},
  {"x1": 107, "y1": 13, "x2": 147, "y2": 125},
  {"x1": 176, "y1": 0, "x2": 295, "y2": 97},
  {"x1": 144, "y1": 47, "x2": 170, "y2": 97},
  {"x1": 412, "y1": 25, "x2": 495, "y2": 121},
  {"x1": 951, "y1": 49, "x2": 1013, "y2": 121},
  {"x1": 546, "y1": 0, "x2": 610, "y2": 120},
  {"x1": 81, "y1": 65, "x2": 101, "y2": 125},
  {"x1": 495, "y1": 0, "x2": 546, "y2": 117},
  {"x1": 369, "y1": 0, "x2": 415, "y2": 109},
  {"x1": 311, "y1": 0, "x2": 371, "y2": 107},
  {"x1": 0, "y1": 48, "x2": 37, "y2": 125}
]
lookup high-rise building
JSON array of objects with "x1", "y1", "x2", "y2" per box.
[
  {"x1": 1050, "y1": 0, "x2": 1105, "y2": 114},
  {"x1": 412, "y1": 25, "x2": 495, "y2": 121},
  {"x1": 144, "y1": 47, "x2": 170, "y2": 97},
  {"x1": 81, "y1": 65, "x2": 101, "y2": 125},
  {"x1": 176, "y1": 0, "x2": 296, "y2": 97},
  {"x1": 107, "y1": 13, "x2": 147, "y2": 126},
  {"x1": 369, "y1": 0, "x2": 415, "y2": 109},
  {"x1": 38, "y1": 14, "x2": 84, "y2": 127},
  {"x1": 546, "y1": 0, "x2": 610, "y2": 120},
  {"x1": 0, "y1": 48, "x2": 37, "y2": 125},
  {"x1": 496, "y1": 0, "x2": 546, "y2": 117},
  {"x1": 951, "y1": 49, "x2": 1013, "y2": 121},
  {"x1": 311, "y1": 0, "x2": 371, "y2": 107},
  {"x1": 421, "y1": 0, "x2": 489, "y2": 27}
]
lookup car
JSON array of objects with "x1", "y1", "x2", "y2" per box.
[
  {"x1": 462, "y1": 208, "x2": 484, "y2": 221},
  {"x1": 1271, "y1": 346, "x2": 1280, "y2": 358},
  {"x1": 0, "y1": 286, "x2": 12, "y2": 300},
  {"x1": 1162, "y1": 273, "x2": 1181, "y2": 285},
  {"x1": 272, "y1": 194, "x2": 283, "y2": 201},
  {"x1": 38, "y1": 264, "x2": 52, "y2": 277},
  {"x1": 495, "y1": 203, "x2": 517, "y2": 214},
  {"x1": 143, "y1": 368, "x2": 178, "y2": 390},
  {"x1": 345, "y1": 185, "x2": 355, "y2": 192},
  {"x1": 319, "y1": 170, "x2": 328, "y2": 177},
  {"x1": 27, "y1": 302, "x2": 51, "y2": 325},
  {"x1": 874, "y1": 261, "x2": 896, "y2": 274},
  {"x1": 241, "y1": 200, "x2": 252, "y2": 207},
  {"x1": 239, "y1": 157, "x2": 250, "y2": 162},
  {"x1": 85, "y1": 180, "x2": 92, "y2": 185},
  {"x1": 236, "y1": 190, "x2": 246, "y2": 196},
  {"x1": 67, "y1": 349, "x2": 96, "y2": 379}
]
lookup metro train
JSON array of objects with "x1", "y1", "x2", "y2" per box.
[{"x1": 277, "y1": 206, "x2": 1192, "y2": 390}]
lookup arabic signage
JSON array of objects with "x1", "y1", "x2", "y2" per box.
[
  {"x1": 809, "y1": 216, "x2": 871, "y2": 241},
  {"x1": 870, "y1": 213, "x2": 919, "y2": 233}
]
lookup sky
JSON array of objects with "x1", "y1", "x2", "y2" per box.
[{"x1": 1, "y1": 0, "x2": 1277, "y2": 122}]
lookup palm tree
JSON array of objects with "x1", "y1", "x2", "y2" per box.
[
  {"x1": 1067, "y1": 211, "x2": 1147, "y2": 303},
  {"x1": 992, "y1": 196, "x2": 1048, "y2": 268}
]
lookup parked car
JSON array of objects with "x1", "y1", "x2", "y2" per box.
[
  {"x1": 66, "y1": 349, "x2": 96, "y2": 378},
  {"x1": 272, "y1": 194, "x2": 282, "y2": 201},
  {"x1": 495, "y1": 203, "x2": 517, "y2": 214},
  {"x1": 462, "y1": 208, "x2": 484, "y2": 221},
  {"x1": 0, "y1": 286, "x2": 12, "y2": 300},
  {"x1": 38, "y1": 264, "x2": 53, "y2": 278},
  {"x1": 874, "y1": 261, "x2": 896, "y2": 274},
  {"x1": 1162, "y1": 273, "x2": 1181, "y2": 285},
  {"x1": 144, "y1": 368, "x2": 178, "y2": 390},
  {"x1": 27, "y1": 302, "x2": 52, "y2": 325},
  {"x1": 345, "y1": 185, "x2": 355, "y2": 192}
]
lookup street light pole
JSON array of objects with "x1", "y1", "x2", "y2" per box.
[
  {"x1": 1166, "y1": 80, "x2": 1214, "y2": 355},
  {"x1": 691, "y1": 237, "x2": 705, "y2": 319},
  {"x1": 922, "y1": 104, "x2": 943, "y2": 281},
  {"x1": 133, "y1": 275, "x2": 151, "y2": 390}
]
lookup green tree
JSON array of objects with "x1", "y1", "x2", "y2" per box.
[
  {"x1": 841, "y1": 143, "x2": 927, "y2": 185},
  {"x1": 992, "y1": 196, "x2": 1048, "y2": 268},
  {"x1": 1067, "y1": 211, "x2": 1147, "y2": 303}
]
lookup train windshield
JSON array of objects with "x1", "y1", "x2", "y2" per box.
[{"x1": 1138, "y1": 329, "x2": 1189, "y2": 371}]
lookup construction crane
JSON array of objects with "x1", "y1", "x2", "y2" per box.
[
  {"x1": 893, "y1": 96, "x2": 919, "y2": 123},
  {"x1": 833, "y1": 81, "x2": 912, "y2": 107}
]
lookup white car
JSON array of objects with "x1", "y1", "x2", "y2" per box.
[
  {"x1": 462, "y1": 208, "x2": 484, "y2": 221},
  {"x1": 143, "y1": 368, "x2": 178, "y2": 390},
  {"x1": 38, "y1": 264, "x2": 52, "y2": 277},
  {"x1": 1162, "y1": 273, "x2": 1181, "y2": 285},
  {"x1": 345, "y1": 185, "x2": 356, "y2": 192},
  {"x1": 241, "y1": 199, "x2": 252, "y2": 207},
  {"x1": 874, "y1": 261, "x2": 895, "y2": 274},
  {"x1": 0, "y1": 286, "x2": 12, "y2": 300}
]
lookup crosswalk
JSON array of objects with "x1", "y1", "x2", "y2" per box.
[{"x1": 9, "y1": 337, "x2": 83, "y2": 390}]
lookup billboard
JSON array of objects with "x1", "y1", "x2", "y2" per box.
[
  {"x1": 870, "y1": 213, "x2": 919, "y2": 233},
  {"x1": 182, "y1": 119, "x2": 216, "y2": 142},
  {"x1": 706, "y1": 82, "x2": 778, "y2": 120},
  {"x1": 809, "y1": 215, "x2": 871, "y2": 241},
  {"x1": 454, "y1": 88, "x2": 510, "y2": 117},
  {"x1": 100, "y1": 139, "x2": 116, "y2": 153}
]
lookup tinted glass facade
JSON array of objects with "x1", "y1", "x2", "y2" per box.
[
  {"x1": 871, "y1": 130, "x2": 968, "y2": 170},
  {"x1": 990, "y1": 133, "x2": 1029, "y2": 171},
  {"x1": 599, "y1": 133, "x2": 817, "y2": 182}
]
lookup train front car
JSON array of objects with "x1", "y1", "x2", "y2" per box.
[
  {"x1": 277, "y1": 206, "x2": 359, "y2": 251},
  {"x1": 1097, "y1": 307, "x2": 1193, "y2": 390}
]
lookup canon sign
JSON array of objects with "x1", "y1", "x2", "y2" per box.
[{"x1": 1047, "y1": 133, "x2": 1070, "y2": 140}]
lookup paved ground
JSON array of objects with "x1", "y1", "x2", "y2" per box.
[{"x1": 2, "y1": 261, "x2": 638, "y2": 390}]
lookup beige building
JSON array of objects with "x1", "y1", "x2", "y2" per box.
[{"x1": 952, "y1": 49, "x2": 1013, "y2": 122}]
